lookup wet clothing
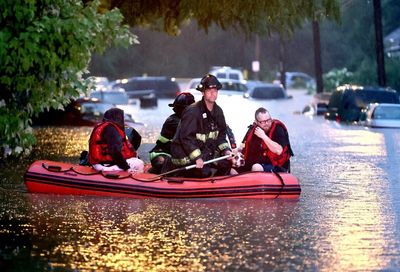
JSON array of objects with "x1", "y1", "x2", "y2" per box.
[
  {"x1": 88, "y1": 121, "x2": 137, "y2": 168},
  {"x1": 240, "y1": 119, "x2": 293, "y2": 172},
  {"x1": 148, "y1": 113, "x2": 180, "y2": 173},
  {"x1": 88, "y1": 108, "x2": 139, "y2": 171},
  {"x1": 125, "y1": 126, "x2": 142, "y2": 151},
  {"x1": 149, "y1": 113, "x2": 179, "y2": 160},
  {"x1": 148, "y1": 93, "x2": 195, "y2": 174},
  {"x1": 168, "y1": 98, "x2": 231, "y2": 177}
]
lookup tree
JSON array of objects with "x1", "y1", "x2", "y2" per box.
[
  {"x1": 97, "y1": 0, "x2": 340, "y2": 36},
  {"x1": 322, "y1": 0, "x2": 400, "y2": 91},
  {"x1": 0, "y1": 0, "x2": 136, "y2": 159}
]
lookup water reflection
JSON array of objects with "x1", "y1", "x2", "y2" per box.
[
  {"x1": 24, "y1": 194, "x2": 300, "y2": 271},
  {"x1": 299, "y1": 120, "x2": 400, "y2": 271}
]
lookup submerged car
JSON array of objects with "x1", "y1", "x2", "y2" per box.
[
  {"x1": 32, "y1": 90, "x2": 146, "y2": 127},
  {"x1": 324, "y1": 85, "x2": 399, "y2": 123},
  {"x1": 243, "y1": 83, "x2": 291, "y2": 99},
  {"x1": 89, "y1": 90, "x2": 129, "y2": 105},
  {"x1": 112, "y1": 76, "x2": 180, "y2": 99},
  {"x1": 274, "y1": 72, "x2": 315, "y2": 89},
  {"x1": 302, "y1": 92, "x2": 332, "y2": 116},
  {"x1": 360, "y1": 103, "x2": 400, "y2": 128},
  {"x1": 184, "y1": 78, "x2": 247, "y2": 99},
  {"x1": 209, "y1": 66, "x2": 245, "y2": 81}
]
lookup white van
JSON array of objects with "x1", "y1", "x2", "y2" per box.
[{"x1": 209, "y1": 66, "x2": 245, "y2": 81}]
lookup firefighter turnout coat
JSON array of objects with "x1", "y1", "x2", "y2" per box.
[{"x1": 170, "y1": 99, "x2": 230, "y2": 166}]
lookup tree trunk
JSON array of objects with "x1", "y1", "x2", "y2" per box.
[
  {"x1": 312, "y1": 20, "x2": 323, "y2": 93},
  {"x1": 373, "y1": 0, "x2": 386, "y2": 86}
]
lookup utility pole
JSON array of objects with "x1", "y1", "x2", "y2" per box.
[
  {"x1": 279, "y1": 35, "x2": 286, "y2": 89},
  {"x1": 312, "y1": 20, "x2": 324, "y2": 93},
  {"x1": 254, "y1": 35, "x2": 260, "y2": 80},
  {"x1": 373, "y1": 0, "x2": 386, "y2": 86}
]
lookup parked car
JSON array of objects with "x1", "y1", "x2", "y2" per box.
[
  {"x1": 302, "y1": 92, "x2": 332, "y2": 116},
  {"x1": 243, "y1": 83, "x2": 291, "y2": 100},
  {"x1": 324, "y1": 85, "x2": 400, "y2": 123},
  {"x1": 87, "y1": 76, "x2": 111, "y2": 92},
  {"x1": 360, "y1": 103, "x2": 400, "y2": 128},
  {"x1": 84, "y1": 91, "x2": 131, "y2": 120},
  {"x1": 274, "y1": 72, "x2": 315, "y2": 89},
  {"x1": 31, "y1": 97, "x2": 99, "y2": 126},
  {"x1": 112, "y1": 76, "x2": 180, "y2": 99},
  {"x1": 80, "y1": 95, "x2": 145, "y2": 128},
  {"x1": 245, "y1": 80, "x2": 264, "y2": 90},
  {"x1": 32, "y1": 90, "x2": 146, "y2": 127},
  {"x1": 184, "y1": 78, "x2": 247, "y2": 99},
  {"x1": 209, "y1": 66, "x2": 245, "y2": 81},
  {"x1": 185, "y1": 77, "x2": 201, "y2": 91},
  {"x1": 89, "y1": 90, "x2": 129, "y2": 105}
]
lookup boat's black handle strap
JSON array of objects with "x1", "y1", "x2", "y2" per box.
[
  {"x1": 272, "y1": 168, "x2": 286, "y2": 199},
  {"x1": 103, "y1": 173, "x2": 118, "y2": 179},
  {"x1": 102, "y1": 172, "x2": 130, "y2": 179},
  {"x1": 42, "y1": 163, "x2": 70, "y2": 173},
  {"x1": 272, "y1": 169, "x2": 285, "y2": 186}
]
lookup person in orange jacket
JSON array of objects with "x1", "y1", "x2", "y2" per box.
[
  {"x1": 239, "y1": 107, "x2": 293, "y2": 173},
  {"x1": 88, "y1": 108, "x2": 144, "y2": 173}
]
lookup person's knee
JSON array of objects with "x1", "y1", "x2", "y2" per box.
[
  {"x1": 251, "y1": 163, "x2": 264, "y2": 171},
  {"x1": 150, "y1": 155, "x2": 167, "y2": 173},
  {"x1": 214, "y1": 161, "x2": 231, "y2": 176},
  {"x1": 127, "y1": 157, "x2": 144, "y2": 173}
]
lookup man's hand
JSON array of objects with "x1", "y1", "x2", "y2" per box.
[
  {"x1": 195, "y1": 158, "x2": 204, "y2": 168},
  {"x1": 254, "y1": 126, "x2": 267, "y2": 140},
  {"x1": 224, "y1": 150, "x2": 233, "y2": 161}
]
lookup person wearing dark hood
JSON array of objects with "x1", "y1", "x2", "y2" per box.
[
  {"x1": 148, "y1": 92, "x2": 195, "y2": 174},
  {"x1": 88, "y1": 108, "x2": 144, "y2": 173},
  {"x1": 167, "y1": 74, "x2": 233, "y2": 178}
]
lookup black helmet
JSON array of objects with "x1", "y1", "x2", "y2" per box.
[
  {"x1": 168, "y1": 92, "x2": 195, "y2": 108},
  {"x1": 196, "y1": 74, "x2": 222, "y2": 92}
]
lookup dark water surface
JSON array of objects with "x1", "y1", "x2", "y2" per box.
[{"x1": 1, "y1": 91, "x2": 400, "y2": 271}]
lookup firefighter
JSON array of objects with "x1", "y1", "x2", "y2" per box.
[
  {"x1": 167, "y1": 74, "x2": 232, "y2": 178},
  {"x1": 148, "y1": 92, "x2": 195, "y2": 174}
]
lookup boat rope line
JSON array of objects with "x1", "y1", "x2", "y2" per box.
[
  {"x1": 40, "y1": 162, "x2": 296, "y2": 197},
  {"x1": 271, "y1": 170, "x2": 285, "y2": 199},
  {"x1": 40, "y1": 163, "x2": 248, "y2": 183},
  {"x1": 42, "y1": 162, "x2": 138, "y2": 179},
  {"x1": 129, "y1": 171, "x2": 258, "y2": 183}
]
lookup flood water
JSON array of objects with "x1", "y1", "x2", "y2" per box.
[{"x1": 1, "y1": 90, "x2": 400, "y2": 271}]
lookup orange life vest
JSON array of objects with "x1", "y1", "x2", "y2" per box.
[
  {"x1": 242, "y1": 120, "x2": 292, "y2": 167},
  {"x1": 88, "y1": 122, "x2": 137, "y2": 165}
]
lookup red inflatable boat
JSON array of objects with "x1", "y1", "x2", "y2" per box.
[{"x1": 24, "y1": 160, "x2": 301, "y2": 199}]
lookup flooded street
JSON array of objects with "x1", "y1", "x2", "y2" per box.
[{"x1": 1, "y1": 90, "x2": 400, "y2": 271}]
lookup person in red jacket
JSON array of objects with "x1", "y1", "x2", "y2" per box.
[
  {"x1": 88, "y1": 108, "x2": 144, "y2": 173},
  {"x1": 239, "y1": 107, "x2": 293, "y2": 173}
]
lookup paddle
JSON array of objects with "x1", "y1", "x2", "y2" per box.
[{"x1": 150, "y1": 154, "x2": 231, "y2": 180}]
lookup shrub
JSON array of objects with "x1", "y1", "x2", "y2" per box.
[{"x1": 0, "y1": 0, "x2": 137, "y2": 159}]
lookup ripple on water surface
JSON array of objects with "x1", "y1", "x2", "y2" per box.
[{"x1": 20, "y1": 195, "x2": 306, "y2": 271}]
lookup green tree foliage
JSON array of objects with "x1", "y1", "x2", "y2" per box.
[
  {"x1": 0, "y1": 0, "x2": 136, "y2": 158},
  {"x1": 323, "y1": 68, "x2": 354, "y2": 92},
  {"x1": 97, "y1": 0, "x2": 340, "y2": 35},
  {"x1": 322, "y1": 0, "x2": 400, "y2": 91}
]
